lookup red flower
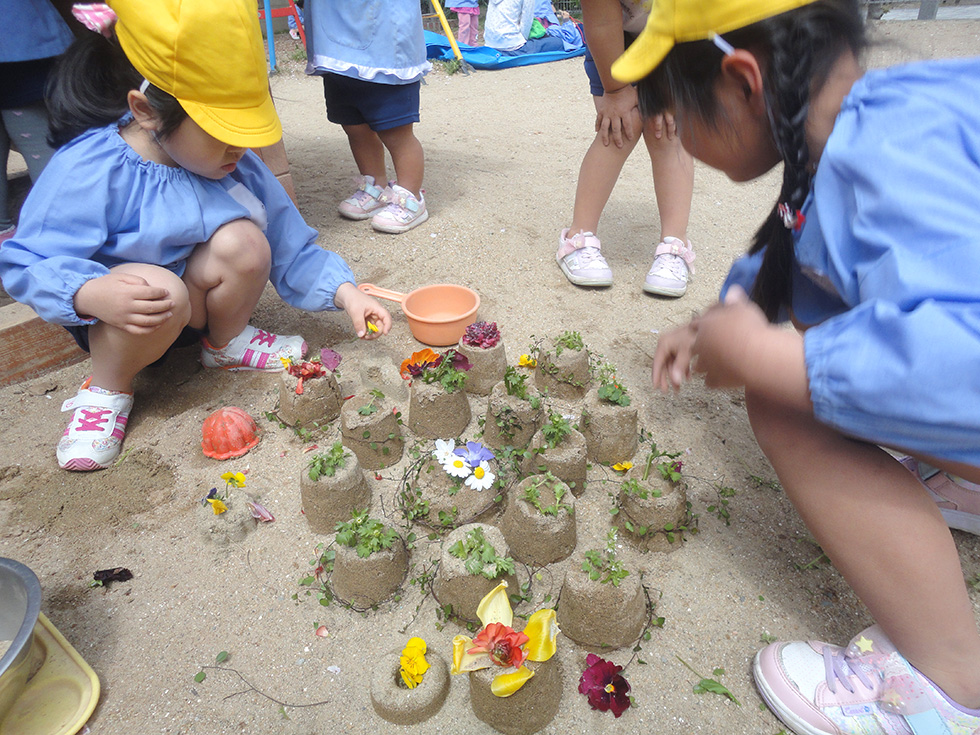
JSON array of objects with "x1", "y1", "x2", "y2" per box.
[
  {"x1": 286, "y1": 360, "x2": 327, "y2": 394},
  {"x1": 461, "y1": 321, "x2": 501, "y2": 349},
  {"x1": 578, "y1": 653, "x2": 631, "y2": 717},
  {"x1": 468, "y1": 622, "x2": 529, "y2": 668}
]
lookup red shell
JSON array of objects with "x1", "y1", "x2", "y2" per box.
[{"x1": 201, "y1": 406, "x2": 260, "y2": 460}]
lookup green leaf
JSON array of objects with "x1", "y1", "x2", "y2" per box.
[
  {"x1": 194, "y1": 671, "x2": 206, "y2": 683},
  {"x1": 215, "y1": 651, "x2": 229, "y2": 664}
]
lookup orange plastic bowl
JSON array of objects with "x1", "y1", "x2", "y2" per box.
[
  {"x1": 201, "y1": 406, "x2": 260, "y2": 460},
  {"x1": 358, "y1": 283, "x2": 480, "y2": 347}
]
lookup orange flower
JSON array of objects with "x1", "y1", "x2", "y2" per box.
[
  {"x1": 399, "y1": 348, "x2": 440, "y2": 379},
  {"x1": 468, "y1": 622, "x2": 529, "y2": 669}
]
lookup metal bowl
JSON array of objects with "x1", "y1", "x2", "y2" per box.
[{"x1": 0, "y1": 557, "x2": 41, "y2": 722}]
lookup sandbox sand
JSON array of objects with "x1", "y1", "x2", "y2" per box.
[{"x1": 1, "y1": 20, "x2": 978, "y2": 735}]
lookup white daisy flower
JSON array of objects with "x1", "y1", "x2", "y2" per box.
[
  {"x1": 465, "y1": 461, "x2": 495, "y2": 491},
  {"x1": 433, "y1": 438, "x2": 456, "y2": 466},
  {"x1": 443, "y1": 455, "x2": 472, "y2": 479}
]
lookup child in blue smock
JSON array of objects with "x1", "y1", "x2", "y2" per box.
[
  {"x1": 305, "y1": 0, "x2": 430, "y2": 234},
  {"x1": 0, "y1": 0, "x2": 390, "y2": 472},
  {"x1": 617, "y1": 0, "x2": 980, "y2": 733}
]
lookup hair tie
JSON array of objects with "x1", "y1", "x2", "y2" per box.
[
  {"x1": 71, "y1": 3, "x2": 117, "y2": 38},
  {"x1": 777, "y1": 203, "x2": 806, "y2": 231}
]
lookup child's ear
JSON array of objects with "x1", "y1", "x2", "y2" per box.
[
  {"x1": 719, "y1": 49, "x2": 768, "y2": 118},
  {"x1": 128, "y1": 90, "x2": 161, "y2": 133}
]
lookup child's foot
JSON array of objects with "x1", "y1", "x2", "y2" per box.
[
  {"x1": 556, "y1": 228, "x2": 613, "y2": 287},
  {"x1": 58, "y1": 384, "x2": 134, "y2": 471},
  {"x1": 200, "y1": 325, "x2": 306, "y2": 371},
  {"x1": 289, "y1": 28, "x2": 300, "y2": 40},
  {"x1": 754, "y1": 625, "x2": 980, "y2": 735},
  {"x1": 371, "y1": 184, "x2": 428, "y2": 234},
  {"x1": 900, "y1": 456, "x2": 980, "y2": 535},
  {"x1": 338, "y1": 175, "x2": 387, "y2": 220},
  {"x1": 643, "y1": 237, "x2": 695, "y2": 297}
]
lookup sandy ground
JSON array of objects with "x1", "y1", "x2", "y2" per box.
[{"x1": 2, "y1": 20, "x2": 980, "y2": 735}]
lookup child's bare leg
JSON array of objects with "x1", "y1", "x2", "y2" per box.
[
  {"x1": 87, "y1": 264, "x2": 191, "y2": 392},
  {"x1": 182, "y1": 219, "x2": 271, "y2": 347},
  {"x1": 747, "y1": 390, "x2": 980, "y2": 707},
  {"x1": 643, "y1": 121, "x2": 693, "y2": 242},
  {"x1": 566, "y1": 111, "x2": 640, "y2": 235},
  {"x1": 342, "y1": 123, "x2": 387, "y2": 184},
  {"x1": 376, "y1": 123, "x2": 424, "y2": 198}
]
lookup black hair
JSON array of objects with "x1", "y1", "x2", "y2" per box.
[
  {"x1": 46, "y1": 31, "x2": 188, "y2": 148},
  {"x1": 637, "y1": 0, "x2": 867, "y2": 321}
]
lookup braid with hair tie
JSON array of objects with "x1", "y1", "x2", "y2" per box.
[{"x1": 749, "y1": 19, "x2": 816, "y2": 322}]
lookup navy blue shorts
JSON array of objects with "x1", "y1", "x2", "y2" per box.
[
  {"x1": 65, "y1": 324, "x2": 205, "y2": 363},
  {"x1": 584, "y1": 32, "x2": 637, "y2": 97},
  {"x1": 322, "y1": 73, "x2": 421, "y2": 131}
]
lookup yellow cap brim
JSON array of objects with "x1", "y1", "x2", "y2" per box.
[
  {"x1": 611, "y1": 28, "x2": 675, "y2": 84},
  {"x1": 181, "y1": 94, "x2": 283, "y2": 149}
]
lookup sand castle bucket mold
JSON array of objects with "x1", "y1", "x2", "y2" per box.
[
  {"x1": 201, "y1": 406, "x2": 260, "y2": 460},
  {"x1": 358, "y1": 283, "x2": 479, "y2": 347}
]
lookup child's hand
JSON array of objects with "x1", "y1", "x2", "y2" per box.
[
  {"x1": 691, "y1": 286, "x2": 769, "y2": 389},
  {"x1": 651, "y1": 321, "x2": 699, "y2": 392},
  {"x1": 74, "y1": 272, "x2": 175, "y2": 334},
  {"x1": 335, "y1": 282, "x2": 391, "y2": 340}
]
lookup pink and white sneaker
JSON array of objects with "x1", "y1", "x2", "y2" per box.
[
  {"x1": 754, "y1": 625, "x2": 980, "y2": 735},
  {"x1": 200, "y1": 325, "x2": 306, "y2": 371},
  {"x1": 370, "y1": 184, "x2": 428, "y2": 234},
  {"x1": 644, "y1": 237, "x2": 695, "y2": 297},
  {"x1": 899, "y1": 457, "x2": 980, "y2": 536},
  {"x1": 556, "y1": 228, "x2": 613, "y2": 287},
  {"x1": 338, "y1": 175, "x2": 387, "y2": 220},
  {"x1": 58, "y1": 386, "x2": 134, "y2": 471}
]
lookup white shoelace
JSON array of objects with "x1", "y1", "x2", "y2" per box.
[{"x1": 649, "y1": 253, "x2": 689, "y2": 281}]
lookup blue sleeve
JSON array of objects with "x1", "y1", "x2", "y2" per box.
[
  {"x1": 235, "y1": 153, "x2": 356, "y2": 312},
  {"x1": 801, "y1": 61, "x2": 980, "y2": 465},
  {"x1": 0, "y1": 151, "x2": 113, "y2": 326}
]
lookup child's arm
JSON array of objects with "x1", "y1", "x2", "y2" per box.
[{"x1": 580, "y1": 0, "x2": 639, "y2": 147}]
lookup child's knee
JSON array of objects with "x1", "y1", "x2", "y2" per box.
[{"x1": 209, "y1": 219, "x2": 271, "y2": 275}]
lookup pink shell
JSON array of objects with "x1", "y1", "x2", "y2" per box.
[{"x1": 201, "y1": 406, "x2": 260, "y2": 460}]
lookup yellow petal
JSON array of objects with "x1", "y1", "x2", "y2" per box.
[
  {"x1": 207, "y1": 498, "x2": 228, "y2": 515},
  {"x1": 612, "y1": 461, "x2": 633, "y2": 472},
  {"x1": 491, "y1": 665, "x2": 534, "y2": 697},
  {"x1": 451, "y1": 635, "x2": 491, "y2": 674},
  {"x1": 476, "y1": 581, "x2": 513, "y2": 628},
  {"x1": 400, "y1": 668, "x2": 418, "y2": 689},
  {"x1": 404, "y1": 637, "x2": 427, "y2": 655},
  {"x1": 523, "y1": 608, "x2": 559, "y2": 662},
  {"x1": 367, "y1": 321, "x2": 379, "y2": 333}
]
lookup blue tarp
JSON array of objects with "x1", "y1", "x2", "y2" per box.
[{"x1": 424, "y1": 29, "x2": 585, "y2": 70}]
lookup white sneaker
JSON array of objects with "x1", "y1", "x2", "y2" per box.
[
  {"x1": 58, "y1": 386, "x2": 134, "y2": 471},
  {"x1": 644, "y1": 237, "x2": 695, "y2": 297},
  {"x1": 371, "y1": 184, "x2": 428, "y2": 233},
  {"x1": 200, "y1": 325, "x2": 306, "y2": 371},
  {"x1": 556, "y1": 228, "x2": 613, "y2": 287},
  {"x1": 338, "y1": 175, "x2": 387, "y2": 220}
]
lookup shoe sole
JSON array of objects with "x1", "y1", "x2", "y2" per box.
[
  {"x1": 752, "y1": 650, "x2": 822, "y2": 735},
  {"x1": 558, "y1": 260, "x2": 612, "y2": 287},
  {"x1": 338, "y1": 207, "x2": 383, "y2": 221},
  {"x1": 939, "y1": 507, "x2": 980, "y2": 536},
  {"x1": 372, "y1": 209, "x2": 428, "y2": 234},
  {"x1": 642, "y1": 282, "x2": 687, "y2": 297}
]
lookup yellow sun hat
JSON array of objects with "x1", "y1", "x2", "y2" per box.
[
  {"x1": 612, "y1": 0, "x2": 819, "y2": 83},
  {"x1": 109, "y1": 0, "x2": 282, "y2": 148}
]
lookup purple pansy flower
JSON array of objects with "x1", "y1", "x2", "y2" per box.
[{"x1": 453, "y1": 441, "x2": 495, "y2": 468}]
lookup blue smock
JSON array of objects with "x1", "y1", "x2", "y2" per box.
[
  {"x1": 304, "y1": 0, "x2": 430, "y2": 84},
  {"x1": 0, "y1": 0, "x2": 73, "y2": 63},
  {"x1": 0, "y1": 122, "x2": 357, "y2": 326},
  {"x1": 722, "y1": 57, "x2": 980, "y2": 466}
]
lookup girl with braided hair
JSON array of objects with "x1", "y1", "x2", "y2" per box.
[{"x1": 616, "y1": 0, "x2": 980, "y2": 733}]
